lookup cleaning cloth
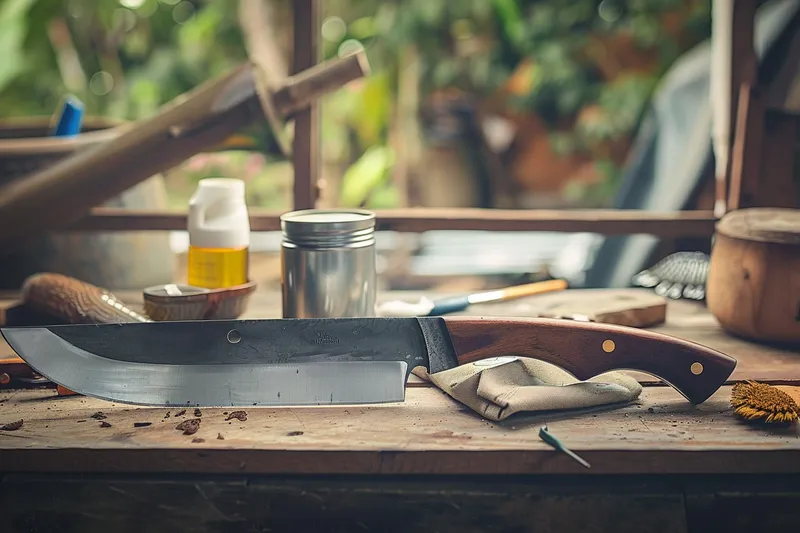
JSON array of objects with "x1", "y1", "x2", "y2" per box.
[{"x1": 413, "y1": 356, "x2": 642, "y2": 421}]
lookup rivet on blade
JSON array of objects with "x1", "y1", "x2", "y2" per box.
[{"x1": 227, "y1": 330, "x2": 242, "y2": 344}]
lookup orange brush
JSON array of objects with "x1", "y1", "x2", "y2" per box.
[{"x1": 731, "y1": 380, "x2": 798, "y2": 424}]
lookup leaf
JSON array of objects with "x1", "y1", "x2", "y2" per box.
[
  {"x1": 365, "y1": 182, "x2": 401, "y2": 209},
  {"x1": 0, "y1": 0, "x2": 37, "y2": 93},
  {"x1": 351, "y1": 71, "x2": 392, "y2": 147},
  {"x1": 339, "y1": 145, "x2": 396, "y2": 207},
  {"x1": 491, "y1": 0, "x2": 526, "y2": 50}
]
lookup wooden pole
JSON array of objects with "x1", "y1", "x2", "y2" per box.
[
  {"x1": 66, "y1": 207, "x2": 718, "y2": 238},
  {"x1": 291, "y1": 0, "x2": 320, "y2": 210}
]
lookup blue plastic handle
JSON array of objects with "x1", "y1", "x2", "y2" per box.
[
  {"x1": 427, "y1": 295, "x2": 471, "y2": 316},
  {"x1": 52, "y1": 96, "x2": 85, "y2": 137}
]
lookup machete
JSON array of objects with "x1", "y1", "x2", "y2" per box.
[{"x1": 0, "y1": 316, "x2": 736, "y2": 407}]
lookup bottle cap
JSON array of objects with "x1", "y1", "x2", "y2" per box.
[{"x1": 188, "y1": 178, "x2": 250, "y2": 249}]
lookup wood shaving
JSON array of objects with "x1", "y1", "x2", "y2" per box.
[
  {"x1": 194, "y1": 408, "x2": 202, "y2": 417},
  {"x1": 175, "y1": 409, "x2": 186, "y2": 417},
  {"x1": 225, "y1": 410, "x2": 247, "y2": 422},
  {"x1": 1, "y1": 419, "x2": 23, "y2": 431},
  {"x1": 90, "y1": 412, "x2": 107, "y2": 420},
  {"x1": 191, "y1": 437, "x2": 205, "y2": 443},
  {"x1": 175, "y1": 418, "x2": 201, "y2": 435},
  {"x1": 217, "y1": 433, "x2": 225, "y2": 440},
  {"x1": 134, "y1": 422, "x2": 152, "y2": 428},
  {"x1": 100, "y1": 421, "x2": 112, "y2": 428}
]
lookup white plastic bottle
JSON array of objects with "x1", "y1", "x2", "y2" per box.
[{"x1": 187, "y1": 178, "x2": 250, "y2": 289}]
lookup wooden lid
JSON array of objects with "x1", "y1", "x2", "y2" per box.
[{"x1": 716, "y1": 208, "x2": 800, "y2": 245}]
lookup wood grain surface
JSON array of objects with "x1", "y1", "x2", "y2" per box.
[
  {"x1": 0, "y1": 385, "x2": 799, "y2": 476},
  {"x1": 707, "y1": 208, "x2": 800, "y2": 344},
  {"x1": 530, "y1": 288, "x2": 667, "y2": 327}
]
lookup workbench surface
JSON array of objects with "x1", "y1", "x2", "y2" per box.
[
  {"x1": 1, "y1": 288, "x2": 800, "y2": 476},
  {"x1": 2, "y1": 289, "x2": 800, "y2": 532},
  {"x1": 1, "y1": 384, "x2": 799, "y2": 476}
]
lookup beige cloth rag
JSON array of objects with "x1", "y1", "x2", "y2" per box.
[{"x1": 413, "y1": 356, "x2": 642, "y2": 421}]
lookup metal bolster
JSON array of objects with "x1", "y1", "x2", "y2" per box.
[{"x1": 415, "y1": 317, "x2": 459, "y2": 374}]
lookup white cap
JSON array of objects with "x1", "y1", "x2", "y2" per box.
[{"x1": 188, "y1": 178, "x2": 250, "y2": 249}]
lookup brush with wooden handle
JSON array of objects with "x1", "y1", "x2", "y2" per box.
[{"x1": 377, "y1": 279, "x2": 568, "y2": 317}]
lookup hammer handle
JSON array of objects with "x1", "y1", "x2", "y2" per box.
[{"x1": 272, "y1": 50, "x2": 371, "y2": 116}]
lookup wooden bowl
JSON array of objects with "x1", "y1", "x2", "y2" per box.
[
  {"x1": 143, "y1": 280, "x2": 257, "y2": 321},
  {"x1": 706, "y1": 208, "x2": 800, "y2": 345}
]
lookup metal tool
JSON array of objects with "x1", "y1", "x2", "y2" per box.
[
  {"x1": 1, "y1": 316, "x2": 737, "y2": 407},
  {"x1": 539, "y1": 425, "x2": 590, "y2": 469},
  {"x1": 632, "y1": 251, "x2": 709, "y2": 301}
]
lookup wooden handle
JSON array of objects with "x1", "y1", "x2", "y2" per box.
[
  {"x1": 271, "y1": 50, "x2": 371, "y2": 116},
  {"x1": 500, "y1": 279, "x2": 568, "y2": 300},
  {"x1": 443, "y1": 316, "x2": 737, "y2": 404}
]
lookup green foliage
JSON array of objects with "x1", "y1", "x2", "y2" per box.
[
  {"x1": 0, "y1": 0, "x2": 38, "y2": 94},
  {"x1": 338, "y1": 145, "x2": 396, "y2": 207},
  {"x1": 0, "y1": 0, "x2": 712, "y2": 209},
  {"x1": 0, "y1": 0, "x2": 246, "y2": 120}
]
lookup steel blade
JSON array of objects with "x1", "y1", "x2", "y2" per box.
[
  {"x1": 2, "y1": 317, "x2": 459, "y2": 373},
  {"x1": 2, "y1": 327, "x2": 408, "y2": 407}
]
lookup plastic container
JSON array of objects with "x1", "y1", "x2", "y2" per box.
[{"x1": 187, "y1": 178, "x2": 250, "y2": 289}]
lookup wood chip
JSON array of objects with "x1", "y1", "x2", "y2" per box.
[
  {"x1": 287, "y1": 431, "x2": 304, "y2": 436},
  {"x1": 175, "y1": 409, "x2": 186, "y2": 417},
  {"x1": 225, "y1": 410, "x2": 247, "y2": 422},
  {"x1": 164, "y1": 411, "x2": 171, "y2": 418},
  {"x1": 191, "y1": 437, "x2": 205, "y2": 443},
  {"x1": 90, "y1": 412, "x2": 107, "y2": 420},
  {"x1": 217, "y1": 433, "x2": 225, "y2": 440},
  {"x1": 100, "y1": 421, "x2": 112, "y2": 428},
  {"x1": 134, "y1": 422, "x2": 152, "y2": 428},
  {"x1": 176, "y1": 418, "x2": 201, "y2": 435},
  {"x1": 194, "y1": 408, "x2": 202, "y2": 417},
  {"x1": 1, "y1": 419, "x2": 23, "y2": 431}
]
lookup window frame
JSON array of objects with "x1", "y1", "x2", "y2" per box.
[{"x1": 66, "y1": 0, "x2": 757, "y2": 239}]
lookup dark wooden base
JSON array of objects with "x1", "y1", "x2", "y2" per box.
[{"x1": 1, "y1": 474, "x2": 799, "y2": 533}]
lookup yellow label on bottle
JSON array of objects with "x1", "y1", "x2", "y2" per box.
[{"x1": 187, "y1": 246, "x2": 249, "y2": 289}]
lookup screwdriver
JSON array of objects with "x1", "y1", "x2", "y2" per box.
[{"x1": 539, "y1": 425, "x2": 591, "y2": 469}]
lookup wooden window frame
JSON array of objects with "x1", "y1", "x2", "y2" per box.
[{"x1": 68, "y1": 0, "x2": 757, "y2": 239}]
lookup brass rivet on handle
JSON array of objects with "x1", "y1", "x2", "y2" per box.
[
  {"x1": 690, "y1": 362, "x2": 704, "y2": 375},
  {"x1": 602, "y1": 340, "x2": 615, "y2": 353}
]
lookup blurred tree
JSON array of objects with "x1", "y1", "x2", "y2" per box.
[{"x1": 0, "y1": 0, "x2": 711, "y2": 209}]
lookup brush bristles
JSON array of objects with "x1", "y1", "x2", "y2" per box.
[{"x1": 731, "y1": 381, "x2": 799, "y2": 424}]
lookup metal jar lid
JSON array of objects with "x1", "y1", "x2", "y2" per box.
[{"x1": 280, "y1": 209, "x2": 376, "y2": 248}]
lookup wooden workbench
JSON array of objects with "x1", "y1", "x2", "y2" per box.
[{"x1": 1, "y1": 289, "x2": 800, "y2": 532}]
